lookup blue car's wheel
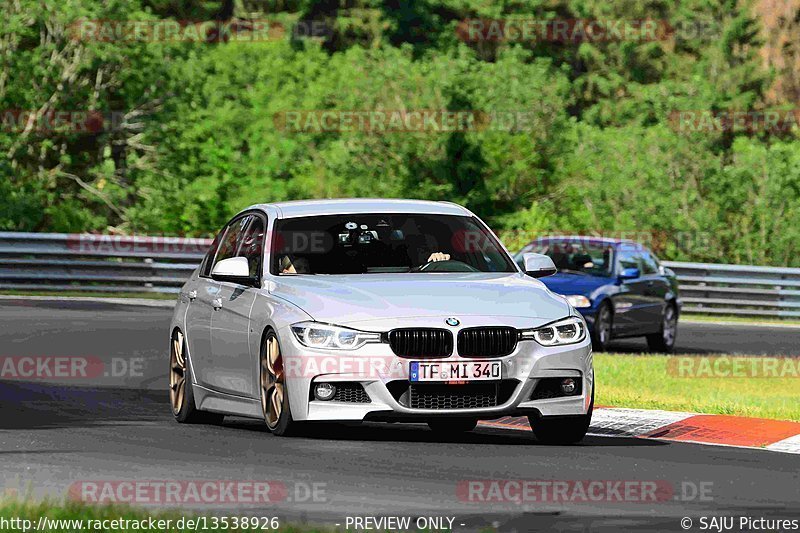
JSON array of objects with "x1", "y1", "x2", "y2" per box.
[
  {"x1": 591, "y1": 302, "x2": 612, "y2": 351},
  {"x1": 647, "y1": 303, "x2": 678, "y2": 353}
]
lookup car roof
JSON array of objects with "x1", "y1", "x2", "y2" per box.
[
  {"x1": 247, "y1": 198, "x2": 471, "y2": 219},
  {"x1": 530, "y1": 235, "x2": 642, "y2": 247}
]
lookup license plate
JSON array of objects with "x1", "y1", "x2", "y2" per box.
[{"x1": 409, "y1": 361, "x2": 502, "y2": 382}]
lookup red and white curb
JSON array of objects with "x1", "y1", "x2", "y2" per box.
[{"x1": 479, "y1": 408, "x2": 800, "y2": 454}]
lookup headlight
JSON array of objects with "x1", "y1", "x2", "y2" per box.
[
  {"x1": 290, "y1": 322, "x2": 382, "y2": 350},
  {"x1": 519, "y1": 316, "x2": 586, "y2": 346},
  {"x1": 565, "y1": 295, "x2": 591, "y2": 308}
]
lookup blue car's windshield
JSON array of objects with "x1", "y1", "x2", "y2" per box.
[
  {"x1": 271, "y1": 214, "x2": 516, "y2": 275},
  {"x1": 522, "y1": 238, "x2": 614, "y2": 277}
]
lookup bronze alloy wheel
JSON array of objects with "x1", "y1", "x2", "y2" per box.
[
  {"x1": 169, "y1": 330, "x2": 186, "y2": 415},
  {"x1": 261, "y1": 335, "x2": 285, "y2": 430}
]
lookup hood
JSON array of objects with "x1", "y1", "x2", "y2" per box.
[
  {"x1": 539, "y1": 272, "x2": 613, "y2": 298},
  {"x1": 269, "y1": 273, "x2": 570, "y2": 325}
]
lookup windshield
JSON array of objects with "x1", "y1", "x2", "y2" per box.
[
  {"x1": 271, "y1": 213, "x2": 515, "y2": 275},
  {"x1": 521, "y1": 238, "x2": 614, "y2": 277}
]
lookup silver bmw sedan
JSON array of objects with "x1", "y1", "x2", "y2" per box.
[{"x1": 169, "y1": 199, "x2": 594, "y2": 443}]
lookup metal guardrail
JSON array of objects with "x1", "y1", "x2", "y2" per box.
[
  {"x1": 662, "y1": 261, "x2": 800, "y2": 318},
  {"x1": 0, "y1": 232, "x2": 210, "y2": 294},
  {"x1": 0, "y1": 233, "x2": 798, "y2": 317}
]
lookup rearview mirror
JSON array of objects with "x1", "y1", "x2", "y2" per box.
[
  {"x1": 211, "y1": 257, "x2": 258, "y2": 286},
  {"x1": 619, "y1": 267, "x2": 640, "y2": 280},
  {"x1": 522, "y1": 253, "x2": 557, "y2": 278}
]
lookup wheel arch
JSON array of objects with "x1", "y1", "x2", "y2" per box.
[
  {"x1": 170, "y1": 324, "x2": 199, "y2": 386},
  {"x1": 595, "y1": 296, "x2": 614, "y2": 317},
  {"x1": 256, "y1": 324, "x2": 304, "y2": 423}
]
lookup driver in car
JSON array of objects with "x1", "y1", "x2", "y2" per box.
[{"x1": 426, "y1": 252, "x2": 450, "y2": 262}]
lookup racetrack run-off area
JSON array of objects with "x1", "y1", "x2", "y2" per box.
[{"x1": 0, "y1": 300, "x2": 799, "y2": 531}]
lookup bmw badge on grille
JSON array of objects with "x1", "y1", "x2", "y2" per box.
[{"x1": 445, "y1": 317, "x2": 460, "y2": 327}]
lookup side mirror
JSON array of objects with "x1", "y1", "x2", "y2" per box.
[
  {"x1": 211, "y1": 257, "x2": 258, "y2": 286},
  {"x1": 522, "y1": 253, "x2": 557, "y2": 278},
  {"x1": 619, "y1": 267, "x2": 640, "y2": 280}
]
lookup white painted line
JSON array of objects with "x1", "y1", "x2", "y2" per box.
[
  {"x1": 766, "y1": 434, "x2": 800, "y2": 455},
  {"x1": 588, "y1": 407, "x2": 695, "y2": 437}
]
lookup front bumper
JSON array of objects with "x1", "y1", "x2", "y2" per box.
[{"x1": 279, "y1": 316, "x2": 593, "y2": 422}]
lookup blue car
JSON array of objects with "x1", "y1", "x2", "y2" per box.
[{"x1": 515, "y1": 236, "x2": 681, "y2": 352}]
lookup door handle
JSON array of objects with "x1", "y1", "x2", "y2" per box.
[
  {"x1": 187, "y1": 290, "x2": 197, "y2": 301},
  {"x1": 212, "y1": 297, "x2": 223, "y2": 310}
]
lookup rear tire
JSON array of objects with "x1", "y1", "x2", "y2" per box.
[
  {"x1": 170, "y1": 329, "x2": 224, "y2": 424},
  {"x1": 427, "y1": 418, "x2": 478, "y2": 433},
  {"x1": 646, "y1": 303, "x2": 677, "y2": 353},
  {"x1": 591, "y1": 302, "x2": 613, "y2": 352},
  {"x1": 528, "y1": 389, "x2": 593, "y2": 445}
]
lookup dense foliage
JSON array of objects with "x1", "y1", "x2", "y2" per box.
[{"x1": 1, "y1": 0, "x2": 799, "y2": 265}]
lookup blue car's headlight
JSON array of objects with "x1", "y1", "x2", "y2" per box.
[
  {"x1": 519, "y1": 316, "x2": 586, "y2": 346},
  {"x1": 291, "y1": 322, "x2": 382, "y2": 350},
  {"x1": 565, "y1": 295, "x2": 591, "y2": 308}
]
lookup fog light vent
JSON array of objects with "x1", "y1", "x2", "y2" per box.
[
  {"x1": 529, "y1": 377, "x2": 582, "y2": 400},
  {"x1": 314, "y1": 382, "x2": 336, "y2": 401},
  {"x1": 560, "y1": 378, "x2": 577, "y2": 394}
]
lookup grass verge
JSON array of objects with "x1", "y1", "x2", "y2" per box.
[
  {"x1": 681, "y1": 313, "x2": 800, "y2": 327},
  {"x1": 596, "y1": 353, "x2": 800, "y2": 421}
]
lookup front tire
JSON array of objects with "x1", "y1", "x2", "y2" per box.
[
  {"x1": 591, "y1": 302, "x2": 613, "y2": 351},
  {"x1": 427, "y1": 418, "x2": 478, "y2": 433},
  {"x1": 260, "y1": 331, "x2": 300, "y2": 436},
  {"x1": 169, "y1": 329, "x2": 224, "y2": 424},
  {"x1": 528, "y1": 389, "x2": 593, "y2": 445},
  {"x1": 647, "y1": 303, "x2": 677, "y2": 353}
]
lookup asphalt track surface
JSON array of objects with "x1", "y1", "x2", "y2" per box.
[{"x1": 1, "y1": 300, "x2": 799, "y2": 532}]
